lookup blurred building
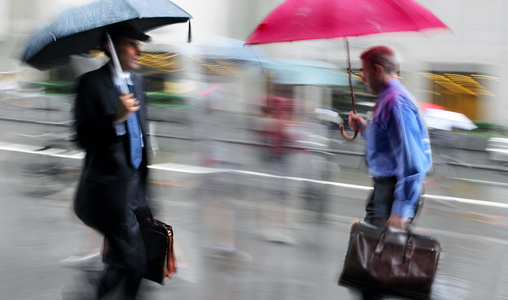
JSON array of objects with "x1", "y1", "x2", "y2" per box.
[{"x1": 0, "y1": 0, "x2": 507, "y2": 125}]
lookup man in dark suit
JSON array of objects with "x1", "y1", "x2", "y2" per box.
[{"x1": 73, "y1": 22, "x2": 152, "y2": 300}]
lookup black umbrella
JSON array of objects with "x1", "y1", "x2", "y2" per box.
[{"x1": 21, "y1": 0, "x2": 192, "y2": 70}]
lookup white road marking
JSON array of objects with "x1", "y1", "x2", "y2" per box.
[
  {"x1": 0, "y1": 142, "x2": 84, "y2": 159},
  {"x1": 0, "y1": 142, "x2": 507, "y2": 209}
]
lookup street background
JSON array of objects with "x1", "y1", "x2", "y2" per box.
[
  {"x1": 0, "y1": 98, "x2": 507, "y2": 299},
  {"x1": 1, "y1": 0, "x2": 508, "y2": 298}
]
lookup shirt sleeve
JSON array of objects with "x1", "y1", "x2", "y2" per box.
[{"x1": 387, "y1": 99, "x2": 427, "y2": 218}]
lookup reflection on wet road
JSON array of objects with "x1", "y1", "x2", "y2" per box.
[{"x1": 1, "y1": 143, "x2": 508, "y2": 299}]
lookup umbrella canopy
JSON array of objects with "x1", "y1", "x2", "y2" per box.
[
  {"x1": 262, "y1": 58, "x2": 352, "y2": 86},
  {"x1": 183, "y1": 35, "x2": 267, "y2": 77},
  {"x1": 21, "y1": 0, "x2": 191, "y2": 70},
  {"x1": 244, "y1": 0, "x2": 449, "y2": 140},
  {"x1": 187, "y1": 35, "x2": 265, "y2": 61},
  {"x1": 424, "y1": 108, "x2": 477, "y2": 131},
  {"x1": 245, "y1": 0, "x2": 449, "y2": 45},
  {"x1": 143, "y1": 36, "x2": 268, "y2": 78}
]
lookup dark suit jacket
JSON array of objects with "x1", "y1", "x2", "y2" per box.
[{"x1": 73, "y1": 64, "x2": 150, "y2": 230}]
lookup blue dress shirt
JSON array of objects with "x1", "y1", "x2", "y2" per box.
[{"x1": 362, "y1": 78, "x2": 432, "y2": 218}]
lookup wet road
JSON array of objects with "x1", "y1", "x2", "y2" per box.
[{"x1": 0, "y1": 107, "x2": 507, "y2": 299}]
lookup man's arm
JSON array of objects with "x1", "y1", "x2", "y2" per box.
[
  {"x1": 74, "y1": 75, "x2": 122, "y2": 150},
  {"x1": 387, "y1": 101, "x2": 427, "y2": 229}
]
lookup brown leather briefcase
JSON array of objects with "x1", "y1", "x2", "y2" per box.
[{"x1": 339, "y1": 220, "x2": 441, "y2": 300}]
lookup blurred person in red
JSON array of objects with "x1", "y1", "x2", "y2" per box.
[
  {"x1": 346, "y1": 46, "x2": 432, "y2": 300},
  {"x1": 72, "y1": 22, "x2": 153, "y2": 300},
  {"x1": 256, "y1": 93, "x2": 297, "y2": 243}
]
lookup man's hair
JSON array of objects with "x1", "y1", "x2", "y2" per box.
[{"x1": 360, "y1": 46, "x2": 399, "y2": 75}]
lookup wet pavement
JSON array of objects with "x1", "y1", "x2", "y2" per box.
[
  {"x1": 0, "y1": 98, "x2": 508, "y2": 299},
  {"x1": 1, "y1": 147, "x2": 508, "y2": 299}
]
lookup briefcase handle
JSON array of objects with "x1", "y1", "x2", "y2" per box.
[{"x1": 374, "y1": 227, "x2": 414, "y2": 265}]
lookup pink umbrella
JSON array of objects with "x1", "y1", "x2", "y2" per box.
[{"x1": 245, "y1": 0, "x2": 449, "y2": 140}]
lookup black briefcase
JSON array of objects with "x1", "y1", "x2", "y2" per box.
[
  {"x1": 103, "y1": 219, "x2": 177, "y2": 285},
  {"x1": 339, "y1": 220, "x2": 441, "y2": 300},
  {"x1": 142, "y1": 219, "x2": 177, "y2": 285}
]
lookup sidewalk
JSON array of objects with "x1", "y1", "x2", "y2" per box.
[
  {"x1": 2, "y1": 158, "x2": 507, "y2": 300},
  {"x1": 1, "y1": 137, "x2": 508, "y2": 299},
  {"x1": 0, "y1": 165, "x2": 356, "y2": 300}
]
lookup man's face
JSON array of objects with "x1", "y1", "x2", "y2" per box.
[
  {"x1": 115, "y1": 37, "x2": 143, "y2": 71},
  {"x1": 361, "y1": 59, "x2": 380, "y2": 95}
]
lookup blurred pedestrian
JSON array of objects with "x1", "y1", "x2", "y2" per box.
[
  {"x1": 257, "y1": 98, "x2": 296, "y2": 244},
  {"x1": 194, "y1": 86, "x2": 251, "y2": 261},
  {"x1": 295, "y1": 109, "x2": 333, "y2": 223},
  {"x1": 72, "y1": 22, "x2": 153, "y2": 300},
  {"x1": 346, "y1": 45, "x2": 432, "y2": 300},
  {"x1": 197, "y1": 140, "x2": 251, "y2": 261}
]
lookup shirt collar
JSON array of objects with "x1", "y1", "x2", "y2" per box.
[{"x1": 377, "y1": 77, "x2": 400, "y2": 101}]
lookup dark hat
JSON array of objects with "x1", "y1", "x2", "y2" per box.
[{"x1": 107, "y1": 21, "x2": 151, "y2": 42}]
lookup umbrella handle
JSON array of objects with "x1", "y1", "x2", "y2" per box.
[
  {"x1": 339, "y1": 124, "x2": 358, "y2": 141},
  {"x1": 340, "y1": 39, "x2": 358, "y2": 141}
]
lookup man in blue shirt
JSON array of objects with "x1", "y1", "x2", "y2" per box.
[
  {"x1": 349, "y1": 45, "x2": 432, "y2": 230},
  {"x1": 347, "y1": 45, "x2": 432, "y2": 300}
]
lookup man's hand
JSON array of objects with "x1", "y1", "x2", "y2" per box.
[
  {"x1": 348, "y1": 111, "x2": 367, "y2": 132},
  {"x1": 115, "y1": 93, "x2": 140, "y2": 123},
  {"x1": 387, "y1": 214, "x2": 410, "y2": 231}
]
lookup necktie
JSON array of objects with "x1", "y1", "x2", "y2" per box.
[{"x1": 126, "y1": 84, "x2": 142, "y2": 169}]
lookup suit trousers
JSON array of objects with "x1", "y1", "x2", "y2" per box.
[
  {"x1": 75, "y1": 171, "x2": 147, "y2": 300},
  {"x1": 365, "y1": 176, "x2": 396, "y2": 224},
  {"x1": 101, "y1": 172, "x2": 147, "y2": 300},
  {"x1": 360, "y1": 176, "x2": 423, "y2": 300}
]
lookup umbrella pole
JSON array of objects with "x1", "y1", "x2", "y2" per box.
[
  {"x1": 106, "y1": 33, "x2": 129, "y2": 94},
  {"x1": 346, "y1": 39, "x2": 356, "y2": 113},
  {"x1": 339, "y1": 38, "x2": 358, "y2": 141}
]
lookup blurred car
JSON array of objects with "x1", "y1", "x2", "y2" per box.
[{"x1": 486, "y1": 137, "x2": 508, "y2": 164}]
